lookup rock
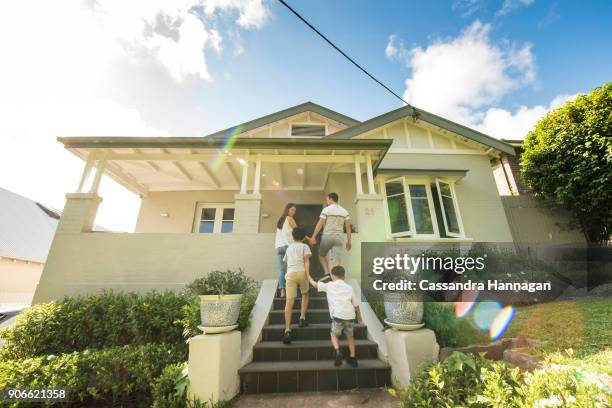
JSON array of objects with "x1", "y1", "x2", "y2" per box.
[{"x1": 503, "y1": 348, "x2": 541, "y2": 371}]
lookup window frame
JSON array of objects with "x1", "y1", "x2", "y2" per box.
[
  {"x1": 381, "y1": 176, "x2": 439, "y2": 239},
  {"x1": 435, "y1": 179, "x2": 465, "y2": 238},
  {"x1": 193, "y1": 203, "x2": 235, "y2": 234}
]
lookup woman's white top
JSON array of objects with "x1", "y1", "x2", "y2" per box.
[{"x1": 274, "y1": 217, "x2": 294, "y2": 248}]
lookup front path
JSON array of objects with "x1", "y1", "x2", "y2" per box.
[{"x1": 234, "y1": 389, "x2": 401, "y2": 407}]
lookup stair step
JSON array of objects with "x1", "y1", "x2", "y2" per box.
[
  {"x1": 262, "y1": 323, "x2": 368, "y2": 341},
  {"x1": 239, "y1": 360, "x2": 391, "y2": 393},
  {"x1": 273, "y1": 297, "x2": 328, "y2": 310},
  {"x1": 253, "y1": 340, "x2": 379, "y2": 361},
  {"x1": 268, "y1": 309, "x2": 332, "y2": 324}
]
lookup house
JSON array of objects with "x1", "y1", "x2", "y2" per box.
[
  {"x1": 32, "y1": 102, "x2": 583, "y2": 303},
  {"x1": 0, "y1": 188, "x2": 60, "y2": 306}
]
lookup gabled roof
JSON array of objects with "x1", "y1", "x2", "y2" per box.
[
  {"x1": 326, "y1": 105, "x2": 515, "y2": 155},
  {"x1": 0, "y1": 188, "x2": 60, "y2": 263},
  {"x1": 201, "y1": 102, "x2": 360, "y2": 139}
]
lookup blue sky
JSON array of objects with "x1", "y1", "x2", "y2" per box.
[{"x1": 0, "y1": 0, "x2": 610, "y2": 230}]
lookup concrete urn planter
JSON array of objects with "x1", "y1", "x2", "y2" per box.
[
  {"x1": 383, "y1": 292, "x2": 424, "y2": 329},
  {"x1": 199, "y1": 294, "x2": 242, "y2": 333}
]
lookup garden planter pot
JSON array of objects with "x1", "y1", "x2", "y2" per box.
[
  {"x1": 383, "y1": 292, "x2": 424, "y2": 327},
  {"x1": 199, "y1": 294, "x2": 242, "y2": 331}
]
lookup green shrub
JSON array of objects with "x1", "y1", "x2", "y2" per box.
[
  {"x1": 0, "y1": 343, "x2": 184, "y2": 407},
  {"x1": 0, "y1": 291, "x2": 192, "y2": 360},
  {"x1": 151, "y1": 362, "x2": 189, "y2": 408},
  {"x1": 399, "y1": 351, "x2": 611, "y2": 407},
  {"x1": 186, "y1": 269, "x2": 257, "y2": 296},
  {"x1": 399, "y1": 352, "x2": 523, "y2": 407},
  {"x1": 423, "y1": 302, "x2": 488, "y2": 348}
]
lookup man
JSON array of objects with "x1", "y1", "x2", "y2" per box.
[{"x1": 310, "y1": 192, "x2": 352, "y2": 276}]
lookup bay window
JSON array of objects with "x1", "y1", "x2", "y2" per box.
[
  {"x1": 436, "y1": 179, "x2": 463, "y2": 237},
  {"x1": 383, "y1": 177, "x2": 464, "y2": 239},
  {"x1": 383, "y1": 177, "x2": 438, "y2": 238}
]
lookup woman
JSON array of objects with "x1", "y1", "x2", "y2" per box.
[{"x1": 275, "y1": 203, "x2": 297, "y2": 298}]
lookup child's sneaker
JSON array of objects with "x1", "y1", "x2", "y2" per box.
[
  {"x1": 334, "y1": 349, "x2": 343, "y2": 366},
  {"x1": 347, "y1": 356, "x2": 358, "y2": 368},
  {"x1": 282, "y1": 330, "x2": 292, "y2": 345},
  {"x1": 299, "y1": 318, "x2": 308, "y2": 327}
]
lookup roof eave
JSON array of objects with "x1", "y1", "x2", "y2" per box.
[
  {"x1": 327, "y1": 105, "x2": 516, "y2": 156},
  {"x1": 58, "y1": 136, "x2": 392, "y2": 151}
]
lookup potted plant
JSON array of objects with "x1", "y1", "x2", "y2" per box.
[{"x1": 186, "y1": 268, "x2": 256, "y2": 333}]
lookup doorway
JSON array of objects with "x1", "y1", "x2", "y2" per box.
[{"x1": 294, "y1": 204, "x2": 324, "y2": 279}]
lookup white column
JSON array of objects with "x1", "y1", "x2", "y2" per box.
[
  {"x1": 253, "y1": 154, "x2": 262, "y2": 194},
  {"x1": 77, "y1": 157, "x2": 94, "y2": 193},
  {"x1": 354, "y1": 155, "x2": 363, "y2": 196},
  {"x1": 366, "y1": 153, "x2": 375, "y2": 195},
  {"x1": 89, "y1": 159, "x2": 107, "y2": 194},
  {"x1": 240, "y1": 160, "x2": 249, "y2": 194}
]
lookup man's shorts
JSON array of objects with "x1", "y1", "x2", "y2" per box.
[
  {"x1": 319, "y1": 233, "x2": 343, "y2": 263},
  {"x1": 285, "y1": 271, "x2": 309, "y2": 299},
  {"x1": 330, "y1": 318, "x2": 354, "y2": 338}
]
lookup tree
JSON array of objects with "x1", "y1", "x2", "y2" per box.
[{"x1": 521, "y1": 83, "x2": 612, "y2": 243}]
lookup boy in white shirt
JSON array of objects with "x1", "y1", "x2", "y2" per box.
[
  {"x1": 282, "y1": 227, "x2": 311, "y2": 344},
  {"x1": 307, "y1": 265, "x2": 362, "y2": 368}
]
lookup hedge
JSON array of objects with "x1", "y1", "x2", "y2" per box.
[
  {"x1": 0, "y1": 291, "x2": 193, "y2": 360},
  {"x1": 0, "y1": 343, "x2": 184, "y2": 407}
]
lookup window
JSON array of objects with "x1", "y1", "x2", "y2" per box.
[
  {"x1": 194, "y1": 204, "x2": 234, "y2": 233},
  {"x1": 385, "y1": 179, "x2": 411, "y2": 236},
  {"x1": 436, "y1": 179, "x2": 463, "y2": 237},
  {"x1": 383, "y1": 177, "x2": 437, "y2": 237},
  {"x1": 290, "y1": 124, "x2": 326, "y2": 137}
]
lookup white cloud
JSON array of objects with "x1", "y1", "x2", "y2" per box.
[
  {"x1": 476, "y1": 94, "x2": 578, "y2": 139},
  {"x1": 389, "y1": 20, "x2": 575, "y2": 140},
  {"x1": 385, "y1": 34, "x2": 409, "y2": 63},
  {"x1": 202, "y1": 0, "x2": 269, "y2": 29},
  {"x1": 402, "y1": 21, "x2": 535, "y2": 124},
  {"x1": 0, "y1": 0, "x2": 270, "y2": 231},
  {"x1": 496, "y1": 0, "x2": 535, "y2": 17}
]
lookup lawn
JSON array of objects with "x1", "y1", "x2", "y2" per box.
[{"x1": 504, "y1": 299, "x2": 612, "y2": 358}]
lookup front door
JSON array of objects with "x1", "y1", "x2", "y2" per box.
[{"x1": 294, "y1": 204, "x2": 324, "y2": 279}]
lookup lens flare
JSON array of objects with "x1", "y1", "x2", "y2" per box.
[
  {"x1": 211, "y1": 125, "x2": 242, "y2": 170},
  {"x1": 473, "y1": 301, "x2": 503, "y2": 331},
  {"x1": 454, "y1": 290, "x2": 479, "y2": 318},
  {"x1": 236, "y1": 157, "x2": 246, "y2": 167},
  {"x1": 489, "y1": 305, "x2": 515, "y2": 340}
]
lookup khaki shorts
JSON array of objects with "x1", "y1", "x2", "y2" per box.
[
  {"x1": 319, "y1": 233, "x2": 344, "y2": 263},
  {"x1": 285, "y1": 271, "x2": 309, "y2": 299}
]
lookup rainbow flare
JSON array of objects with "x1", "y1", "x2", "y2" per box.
[
  {"x1": 489, "y1": 305, "x2": 515, "y2": 340},
  {"x1": 211, "y1": 125, "x2": 243, "y2": 170}
]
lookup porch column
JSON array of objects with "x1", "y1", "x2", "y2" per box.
[
  {"x1": 365, "y1": 153, "x2": 376, "y2": 195},
  {"x1": 253, "y1": 154, "x2": 262, "y2": 194},
  {"x1": 56, "y1": 193, "x2": 102, "y2": 233},
  {"x1": 354, "y1": 155, "x2": 364, "y2": 196},
  {"x1": 57, "y1": 156, "x2": 105, "y2": 233},
  {"x1": 240, "y1": 158, "x2": 249, "y2": 194}
]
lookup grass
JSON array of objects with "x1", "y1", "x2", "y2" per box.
[{"x1": 504, "y1": 299, "x2": 612, "y2": 358}]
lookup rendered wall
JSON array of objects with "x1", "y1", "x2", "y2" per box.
[
  {"x1": 501, "y1": 196, "x2": 586, "y2": 245},
  {"x1": 0, "y1": 258, "x2": 43, "y2": 304},
  {"x1": 33, "y1": 232, "x2": 278, "y2": 303},
  {"x1": 136, "y1": 190, "x2": 332, "y2": 234}
]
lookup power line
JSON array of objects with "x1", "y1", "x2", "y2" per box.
[{"x1": 277, "y1": 0, "x2": 411, "y2": 106}]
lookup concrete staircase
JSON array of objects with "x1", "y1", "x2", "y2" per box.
[{"x1": 238, "y1": 289, "x2": 392, "y2": 393}]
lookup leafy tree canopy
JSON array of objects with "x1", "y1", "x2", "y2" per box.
[{"x1": 521, "y1": 83, "x2": 612, "y2": 243}]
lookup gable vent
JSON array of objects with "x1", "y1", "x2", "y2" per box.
[{"x1": 291, "y1": 124, "x2": 326, "y2": 137}]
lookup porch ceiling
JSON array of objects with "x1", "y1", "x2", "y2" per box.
[{"x1": 59, "y1": 137, "x2": 391, "y2": 195}]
